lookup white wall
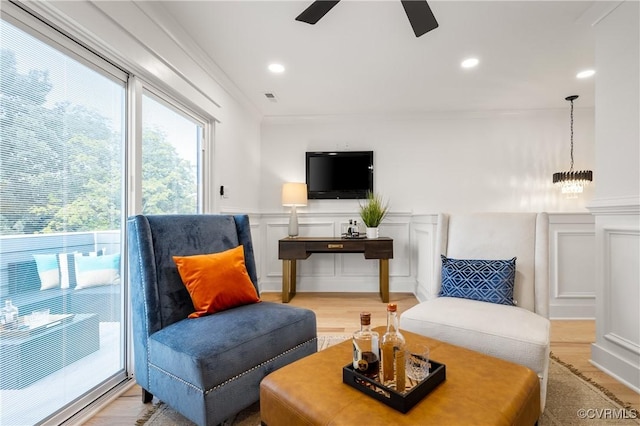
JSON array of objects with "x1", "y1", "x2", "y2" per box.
[
  {"x1": 260, "y1": 111, "x2": 597, "y2": 319},
  {"x1": 260, "y1": 109, "x2": 595, "y2": 215},
  {"x1": 590, "y1": 0, "x2": 640, "y2": 393},
  {"x1": 593, "y1": 2, "x2": 640, "y2": 203}
]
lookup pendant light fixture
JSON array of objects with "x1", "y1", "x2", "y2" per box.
[{"x1": 553, "y1": 95, "x2": 593, "y2": 195}]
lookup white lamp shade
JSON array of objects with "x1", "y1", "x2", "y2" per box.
[{"x1": 282, "y1": 182, "x2": 308, "y2": 206}]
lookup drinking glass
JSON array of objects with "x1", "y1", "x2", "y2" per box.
[
  {"x1": 405, "y1": 343, "x2": 430, "y2": 382},
  {"x1": 28, "y1": 309, "x2": 50, "y2": 327}
]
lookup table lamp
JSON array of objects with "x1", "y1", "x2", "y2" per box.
[{"x1": 282, "y1": 182, "x2": 307, "y2": 237}]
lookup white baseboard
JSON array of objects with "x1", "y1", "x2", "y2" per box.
[
  {"x1": 591, "y1": 343, "x2": 640, "y2": 393},
  {"x1": 549, "y1": 304, "x2": 596, "y2": 319},
  {"x1": 258, "y1": 277, "x2": 417, "y2": 295}
]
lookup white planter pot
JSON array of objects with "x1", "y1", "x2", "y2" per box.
[{"x1": 366, "y1": 227, "x2": 379, "y2": 239}]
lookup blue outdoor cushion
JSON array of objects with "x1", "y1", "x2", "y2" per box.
[
  {"x1": 439, "y1": 255, "x2": 517, "y2": 306},
  {"x1": 33, "y1": 254, "x2": 60, "y2": 290},
  {"x1": 74, "y1": 253, "x2": 121, "y2": 289}
]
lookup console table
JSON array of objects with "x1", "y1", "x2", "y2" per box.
[{"x1": 278, "y1": 237, "x2": 394, "y2": 303}]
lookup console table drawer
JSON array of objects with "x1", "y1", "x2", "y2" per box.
[
  {"x1": 279, "y1": 237, "x2": 393, "y2": 259},
  {"x1": 306, "y1": 241, "x2": 366, "y2": 252}
]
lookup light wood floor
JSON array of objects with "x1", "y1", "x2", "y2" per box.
[{"x1": 83, "y1": 292, "x2": 639, "y2": 425}]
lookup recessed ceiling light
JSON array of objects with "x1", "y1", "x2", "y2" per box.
[
  {"x1": 576, "y1": 69, "x2": 595, "y2": 79},
  {"x1": 461, "y1": 58, "x2": 479, "y2": 69},
  {"x1": 268, "y1": 63, "x2": 285, "y2": 73}
]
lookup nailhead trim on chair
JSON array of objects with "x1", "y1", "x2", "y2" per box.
[
  {"x1": 148, "y1": 337, "x2": 318, "y2": 395},
  {"x1": 149, "y1": 363, "x2": 203, "y2": 392},
  {"x1": 206, "y1": 337, "x2": 317, "y2": 395}
]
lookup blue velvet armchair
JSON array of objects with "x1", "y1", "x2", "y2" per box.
[{"x1": 127, "y1": 214, "x2": 317, "y2": 426}]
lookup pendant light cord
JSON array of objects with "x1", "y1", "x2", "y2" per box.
[{"x1": 569, "y1": 98, "x2": 574, "y2": 172}]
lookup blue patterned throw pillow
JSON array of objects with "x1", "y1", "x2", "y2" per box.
[{"x1": 439, "y1": 255, "x2": 517, "y2": 306}]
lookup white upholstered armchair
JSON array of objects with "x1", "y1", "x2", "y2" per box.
[{"x1": 400, "y1": 213, "x2": 550, "y2": 410}]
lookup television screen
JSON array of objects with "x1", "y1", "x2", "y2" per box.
[{"x1": 306, "y1": 151, "x2": 373, "y2": 199}]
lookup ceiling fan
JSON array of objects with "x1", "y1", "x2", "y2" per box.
[{"x1": 295, "y1": 0, "x2": 439, "y2": 38}]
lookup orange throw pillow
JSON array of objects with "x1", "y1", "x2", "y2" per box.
[{"x1": 173, "y1": 245, "x2": 260, "y2": 318}]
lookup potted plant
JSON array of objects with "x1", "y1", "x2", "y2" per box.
[{"x1": 359, "y1": 191, "x2": 389, "y2": 239}]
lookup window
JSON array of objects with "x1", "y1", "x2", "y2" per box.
[
  {"x1": 142, "y1": 92, "x2": 203, "y2": 214},
  {"x1": 0, "y1": 16, "x2": 126, "y2": 425}
]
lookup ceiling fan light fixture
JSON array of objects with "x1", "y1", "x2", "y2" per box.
[
  {"x1": 553, "y1": 95, "x2": 593, "y2": 197},
  {"x1": 400, "y1": 0, "x2": 439, "y2": 37},
  {"x1": 296, "y1": 0, "x2": 438, "y2": 37},
  {"x1": 461, "y1": 58, "x2": 479, "y2": 69},
  {"x1": 295, "y1": 0, "x2": 340, "y2": 24}
]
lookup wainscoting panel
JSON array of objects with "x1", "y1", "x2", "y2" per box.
[
  {"x1": 378, "y1": 219, "x2": 411, "y2": 277},
  {"x1": 549, "y1": 214, "x2": 596, "y2": 319},
  {"x1": 410, "y1": 215, "x2": 437, "y2": 302},
  {"x1": 603, "y1": 228, "x2": 640, "y2": 353},
  {"x1": 264, "y1": 221, "x2": 289, "y2": 279},
  {"x1": 256, "y1": 212, "x2": 597, "y2": 319},
  {"x1": 590, "y1": 204, "x2": 640, "y2": 393}
]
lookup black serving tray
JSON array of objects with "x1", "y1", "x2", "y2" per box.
[{"x1": 342, "y1": 360, "x2": 446, "y2": 413}]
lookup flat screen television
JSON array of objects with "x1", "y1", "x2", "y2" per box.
[{"x1": 305, "y1": 151, "x2": 373, "y2": 199}]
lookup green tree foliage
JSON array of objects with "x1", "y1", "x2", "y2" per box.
[
  {"x1": 1, "y1": 48, "x2": 62, "y2": 234},
  {"x1": 142, "y1": 127, "x2": 196, "y2": 214},
  {"x1": 0, "y1": 48, "x2": 196, "y2": 234}
]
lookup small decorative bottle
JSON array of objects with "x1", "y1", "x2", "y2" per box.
[
  {"x1": 352, "y1": 312, "x2": 380, "y2": 379},
  {"x1": 352, "y1": 220, "x2": 359, "y2": 237},
  {"x1": 381, "y1": 303, "x2": 406, "y2": 391},
  {"x1": 1, "y1": 300, "x2": 19, "y2": 327},
  {"x1": 347, "y1": 219, "x2": 353, "y2": 237}
]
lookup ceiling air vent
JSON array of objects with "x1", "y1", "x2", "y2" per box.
[{"x1": 264, "y1": 92, "x2": 278, "y2": 103}]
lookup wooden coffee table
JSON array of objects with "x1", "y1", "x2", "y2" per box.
[{"x1": 260, "y1": 327, "x2": 540, "y2": 425}]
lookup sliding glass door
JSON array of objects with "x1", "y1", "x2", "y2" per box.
[
  {"x1": 0, "y1": 15, "x2": 126, "y2": 425},
  {"x1": 1, "y1": 3, "x2": 212, "y2": 423}
]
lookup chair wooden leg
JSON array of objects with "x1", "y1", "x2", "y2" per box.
[{"x1": 142, "y1": 388, "x2": 153, "y2": 403}]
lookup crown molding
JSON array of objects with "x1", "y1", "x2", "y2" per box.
[
  {"x1": 587, "y1": 196, "x2": 640, "y2": 215},
  {"x1": 132, "y1": 1, "x2": 262, "y2": 122},
  {"x1": 575, "y1": 1, "x2": 625, "y2": 27},
  {"x1": 261, "y1": 106, "x2": 595, "y2": 125}
]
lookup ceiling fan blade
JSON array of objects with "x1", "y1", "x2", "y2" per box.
[
  {"x1": 296, "y1": 1, "x2": 341, "y2": 25},
  {"x1": 400, "y1": 0, "x2": 439, "y2": 37}
]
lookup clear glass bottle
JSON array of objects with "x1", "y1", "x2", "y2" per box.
[
  {"x1": 347, "y1": 219, "x2": 353, "y2": 237},
  {"x1": 381, "y1": 303, "x2": 406, "y2": 391},
  {"x1": 352, "y1": 220, "x2": 359, "y2": 237},
  {"x1": 1, "y1": 300, "x2": 19, "y2": 326},
  {"x1": 352, "y1": 312, "x2": 380, "y2": 379}
]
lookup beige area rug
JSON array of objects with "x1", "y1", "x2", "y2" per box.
[
  {"x1": 139, "y1": 339, "x2": 639, "y2": 426},
  {"x1": 542, "y1": 354, "x2": 639, "y2": 425}
]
